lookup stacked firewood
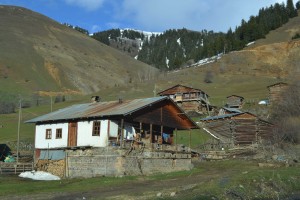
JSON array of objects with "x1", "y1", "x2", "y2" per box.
[{"x1": 36, "y1": 159, "x2": 65, "y2": 178}]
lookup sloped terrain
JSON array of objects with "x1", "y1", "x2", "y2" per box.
[{"x1": 0, "y1": 6, "x2": 157, "y2": 96}]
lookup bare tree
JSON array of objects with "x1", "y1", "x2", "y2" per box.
[
  {"x1": 204, "y1": 71, "x2": 214, "y2": 83},
  {"x1": 270, "y1": 82, "x2": 300, "y2": 143}
]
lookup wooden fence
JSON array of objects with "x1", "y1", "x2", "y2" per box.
[{"x1": 0, "y1": 162, "x2": 34, "y2": 175}]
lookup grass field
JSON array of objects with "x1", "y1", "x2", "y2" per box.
[
  {"x1": 0, "y1": 69, "x2": 276, "y2": 146},
  {"x1": 0, "y1": 160, "x2": 299, "y2": 199}
]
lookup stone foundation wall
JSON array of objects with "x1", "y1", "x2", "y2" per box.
[{"x1": 65, "y1": 147, "x2": 192, "y2": 178}]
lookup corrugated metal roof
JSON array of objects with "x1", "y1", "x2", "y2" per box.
[
  {"x1": 26, "y1": 96, "x2": 168, "y2": 123},
  {"x1": 267, "y1": 82, "x2": 288, "y2": 88},
  {"x1": 158, "y1": 84, "x2": 209, "y2": 96},
  {"x1": 226, "y1": 95, "x2": 244, "y2": 99},
  {"x1": 200, "y1": 113, "x2": 241, "y2": 121},
  {"x1": 223, "y1": 107, "x2": 243, "y2": 113}
]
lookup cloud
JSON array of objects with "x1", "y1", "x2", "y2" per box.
[
  {"x1": 65, "y1": 0, "x2": 105, "y2": 11},
  {"x1": 106, "y1": 22, "x2": 121, "y2": 29},
  {"x1": 91, "y1": 25, "x2": 101, "y2": 33},
  {"x1": 115, "y1": 0, "x2": 288, "y2": 32},
  {"x1": 118, "y1": 0, "x2": 209, "y2": 31}
]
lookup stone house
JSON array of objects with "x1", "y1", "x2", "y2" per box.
[{"x1": 26, "y1": 96, "x2": 198, "y2": 178}]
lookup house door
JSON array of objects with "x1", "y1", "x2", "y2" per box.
[{"x1": 68, "y1": 122, "x2": 77, "y2": 147}]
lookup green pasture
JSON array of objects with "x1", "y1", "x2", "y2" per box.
[{"x1": 0, "y1": 160, "x2": 299, "y2": 199}]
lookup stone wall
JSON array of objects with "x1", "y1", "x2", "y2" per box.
[{"x1": 65, "y1": 147, "x2": 192, "y2": 178}]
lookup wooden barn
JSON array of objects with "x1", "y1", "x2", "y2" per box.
[
  {"x1": 158, "y1": 84, "x2": 212, "y2": 114},
  {"x1": 226, "y1": 95, "x2": 244, "y2": 108},
  {"x1": 200, "y1": 112, "x2": 273, "y2": 146},
  {"x1": 267, "y1": 82, "x2": 288, "y2": 104}
]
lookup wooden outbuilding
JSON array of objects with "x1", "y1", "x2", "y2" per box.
[
  {"x1": 226, "y1": 95, "x2": 244, "y2": 108},
  {"x1": 158, "y1": 84, "x2": 212, "y2": 114},
  {"x1": 267, "y1": 82, "x2": 288, "y2": 104},
  {"x1": 218, "y1": 107, "x2": 242, "y2": 116},
  {"x1": 200, "y1": 112, "x2": 273, "y2": 146}
]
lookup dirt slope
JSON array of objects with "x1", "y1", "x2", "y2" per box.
[{"x1": 0, "y1": 6, "x2": 157, "y2": 95}]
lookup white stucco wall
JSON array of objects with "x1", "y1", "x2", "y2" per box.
[
  {"x1": 107, "y1": 121, "x2": 136, "y2": 140},
  {"x1": 109, "y1": 120, "x2": 119, "y2": 138},
  {"x1": 77, "y1": 120, "x2": 109, "y2": 147},
  {"x1": 35, "y1": 123, "x2": 68, "y2": 149},
  {"x1": 35, "y1": 120, "x2": 136, "y2": 149}
]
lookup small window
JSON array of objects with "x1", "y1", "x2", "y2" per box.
[
  {"x1": 93, "y1": 121, "x2": 101, "y2": 136},
  {"x1": 45, "y1": 129, "x2": 52, "y2": 139},
  {"x1": 56, "y1": 128, "x2": 62, "y2": 139}
]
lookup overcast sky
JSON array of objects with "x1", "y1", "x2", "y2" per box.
[{"x1": 0, "y1": 0, "x2": 286, "y2": 33}]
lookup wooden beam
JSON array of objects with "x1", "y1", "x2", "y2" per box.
[
  {"x1": 189, "y1": 129, "x2": 191, "y2": 151},
  {"x1": 150, "y1": 124, "x2": 153, "y2": 150},
  {"x1": 121, "y1": 119, "x2": 124, "y2": 148},
  {"x1": 139, "y1": 122, "x2": 142, "y2": 133},
  {"x1": 175, "y1": 128, "x2": 178, "y2": 152},
  {"x1": 161, "y1": 125, "x2": 163, "y2": 150}
]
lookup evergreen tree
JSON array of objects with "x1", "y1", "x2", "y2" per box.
[
  {"x1": 92, "y1": 1, "x2": 298, "y2": 70},
  {"x1": 286, "y1": 0, "x2": 298, "y2": 17},
  {"x1": 296, "y1": 0, "x2": 300, "y2": 9}
]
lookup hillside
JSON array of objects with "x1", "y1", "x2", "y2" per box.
[
  {"x1": 152, "y1": 10, "x2": 300, "y2": 106},
  {"x1": 0, "y1": 6, "x2": 157, "y2": 97},
  {"x1": 1, "y1": 5, "x2": 300, "y2": 145},
  {"x1": 92, "y1": 3, "x2": 299, "y2": 71}
]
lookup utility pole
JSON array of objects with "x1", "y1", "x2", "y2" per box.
[
  {"x1": 50, "y1": 95, "x2": 53, "y2": 112},
  {"x1": 153, "y1": 84, "x2": 157, "y2": 97},
  {"x1": 16, "y1": 97, "x2": 22, "y2": 163}
]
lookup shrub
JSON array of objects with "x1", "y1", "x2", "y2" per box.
[
  {"x1": 292, "y1": 33, "x2": 300, "y2": 40},
  {"x1": 270, "y1": 82, "x2": 300, "y2": 143},
  {"x1": 204, "y1": 71, "x2": 214, "y2": 83},
  {"x1": 0, "y1": 101, "x2": 15, "y2": 114}
]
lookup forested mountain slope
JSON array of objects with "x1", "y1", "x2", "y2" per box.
[{"x1": 93, "y1": 0, "x2": 299, "y2": 70}]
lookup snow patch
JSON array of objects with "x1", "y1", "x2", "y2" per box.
[
  {"x1": 246, "y1": 41, "x2": 255, "y2": 46},
  {"x1": 166, "y1": 57, "x2": 170, "y2": 68},
  {"x1": 258, "y1": 100, "x2": 269, "y2": 105},
  {"x1": 177, "y1": 38, "x2": 181, "y2": 46},
  {"x1": 189, "y1": 53, "x2": 223, "y2": 68},
  {"x1": 19, "y1": 171, "x2": 60, "y2": 181}
]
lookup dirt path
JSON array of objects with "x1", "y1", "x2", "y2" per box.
[
  {"x1": 54, "y1": 173, "x2": 220, "y2": 200},
  {"x1": 3, "y1": 166, "x2": 224, "y2": 200}
]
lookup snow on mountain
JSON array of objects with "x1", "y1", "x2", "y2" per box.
[
  {"x1": 166, "y1": 57, "x2": 170, "y2": 68},
  {"x1": 177, "y1": 38, "x2": 181, "y2": 45},
  {"x1": 122, "y1": 28, "x2": 162, "y2": 40},
  {"x1": 190, "y1": 53, "x2": 223, "y2": 67}
]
